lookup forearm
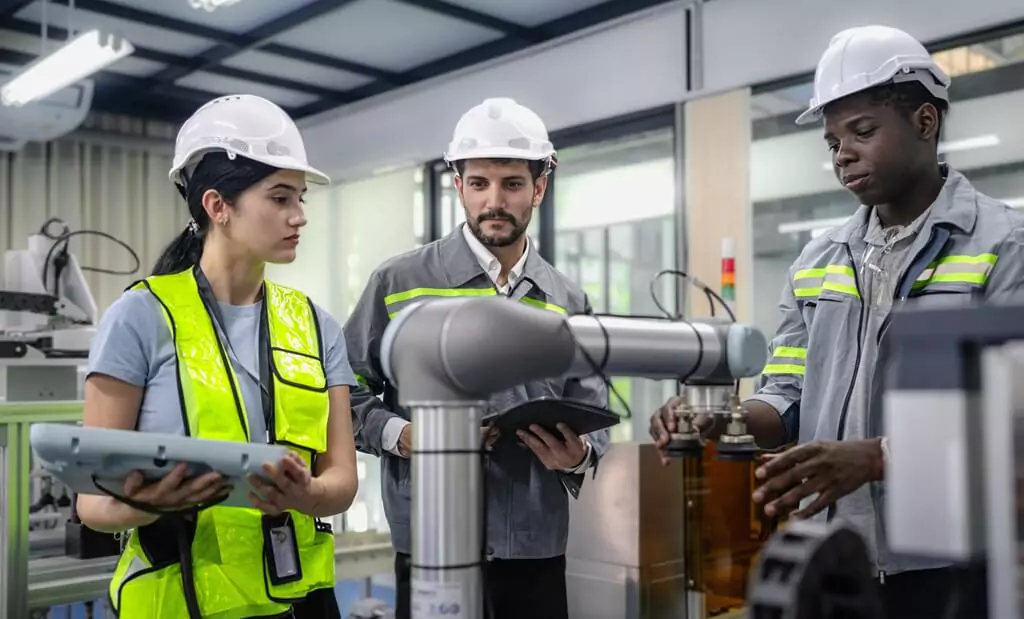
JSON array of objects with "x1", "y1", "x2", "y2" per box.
[
  {"x1": 351, "y1": 386, "x2": 401, "y2": 456},
  {"x1": 310, "y1": 465, "x2": 359, "y2": 518},
  {"x1": 76, "y1": 494, "x2": 158, "y2": 533}
]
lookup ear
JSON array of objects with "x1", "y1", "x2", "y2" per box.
[
  {"x1": 914, "y1": 102, "x2": 940, "y2": 143},
  {"x1": 532, "y1": 175, "x2": 548, "y2": 207},
  {"x1": 201, "y1": 189, "x2": 230, "y2": 225}
]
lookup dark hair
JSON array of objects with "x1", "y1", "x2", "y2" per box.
[
  {"x1": 454, "y1": 157, "x2": 548, "y2": 181},
  {"x1": 868, "y1": 81, "x2": 950, "y2": 143},
  {"x1": 152, "y1": 152, "x2": 278, "y2": 275}
]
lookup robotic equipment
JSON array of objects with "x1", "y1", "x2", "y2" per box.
[
  {"x1": 746, "y1": 301, "x2": 1024, "y2": 619},
  {"x1": 379, "y1": 296, "x2": 769, "y2": 619}
]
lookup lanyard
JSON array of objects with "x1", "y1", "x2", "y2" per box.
[{"x1": 193, "y1": 267, "x2": 274, "y2": 437}]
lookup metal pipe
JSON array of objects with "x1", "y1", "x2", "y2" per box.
[
  {"x1": 409, "y1": 404, "x2": 484, "y2": 618},
  {"x1": 381, "y1": 297, "x2": 768, "y2": 619}
]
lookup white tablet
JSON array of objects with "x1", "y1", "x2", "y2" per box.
[{"x1": 30, "y1": 423, "x2": 292, "y2": 510}]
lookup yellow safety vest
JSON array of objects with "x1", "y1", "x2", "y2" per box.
[{"x1": 107, "y1": 269, "x2": 335, "y2": 619}]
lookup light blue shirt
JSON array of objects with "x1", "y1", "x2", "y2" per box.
[{"x1": 87, "y1": 287, "x2": 357, "y2": 441}]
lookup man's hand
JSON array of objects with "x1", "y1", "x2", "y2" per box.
[
  {"x1": 752, "y1": 439, "x2": 885, "y2": 519},
  {"x1": 649, "y1": 396, "x2": 711, "y2": 465},
  {"x1": 397, "y1": 423, "x2": 501, "y2": 458},
  {"x1": 517, "y1": 423, "x2": 588, "y2": 471}
]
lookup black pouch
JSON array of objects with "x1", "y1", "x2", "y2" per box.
[{"x1": 262, "y1": 513, "x2": 302, "y2": 586}]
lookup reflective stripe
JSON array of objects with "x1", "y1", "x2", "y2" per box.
[
  {"x1": 519, "y1": 297, "x2": 568, "y2": 315},
  {"x1": 763, "y1": 346, "x2": 807, "y2": 376},
  {"x1": 793, "y1": 264, "x2": 860, "y2": 299},
  {"x1": 385, "y1": 287, "x2": 496, "y2": 306},
  {"x1": 386, "y1": 287, "x2": 497, "y2": 318},
  {"x1": 354, "y1": 373, "x2": 368, "y2": 387},
  {"x1": 763, "y1": 363, "x2": 806, "y2": 376},
  {"x1": 914, "y1": 253, "x2": 998, "y2": 289}
]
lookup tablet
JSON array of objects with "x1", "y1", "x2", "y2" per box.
[
  {"x1": 482, "y1": 397, "x2": 621, "y2": 440},
  {"x1": 30, "y1": 423, "x2": 291, "y2": 510}
]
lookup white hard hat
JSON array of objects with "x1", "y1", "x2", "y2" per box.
[
  {"x1": 796, "y1": 25, "x2": 951, "y2": 125},
  {"x1": 169, "y1": 94, "x2": 330, "y2": 186},
  {"x1": 444, "y1": 97, "x2": 556, "y2": 168}
]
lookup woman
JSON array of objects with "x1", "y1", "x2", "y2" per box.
[{"x1": 78, "y1": 94, "x2": 359, "y2": 619}]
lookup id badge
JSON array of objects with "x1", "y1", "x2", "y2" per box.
[{"x1": 262, "y1": 514, "x2": 302, "y2": 585}]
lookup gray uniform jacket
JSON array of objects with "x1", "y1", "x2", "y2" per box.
[
  {"x1": 344, "y1": 227, "x2": 611, "y2": 560},
  {"x1": 748, "y1": 168, "x2": 1024, "y2": 575}
]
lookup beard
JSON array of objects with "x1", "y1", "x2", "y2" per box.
[{"x1": 467, "y1": 208, "x2": 529, "y2": 247}]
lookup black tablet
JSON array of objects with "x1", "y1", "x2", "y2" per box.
[{"x1": 482, "y1": 397, "x2": 621, "y2": 439}]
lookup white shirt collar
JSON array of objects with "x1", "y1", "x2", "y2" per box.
[{"x1": 461, "y1": 223, "x2": 529, "y2": 294}]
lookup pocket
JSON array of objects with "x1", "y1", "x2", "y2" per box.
[
  {"x1": 910, "y1": 283, "x2": 979, "y2": 308},
  {"x1": 272, "y1": 348, "x2": 329, "y2": 454}
]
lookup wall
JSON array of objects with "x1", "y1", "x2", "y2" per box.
[
  {"x1": 701, "y1": 0, "x2": 1024, "y2": 93},
  {"x1": 1, "y1": 136, "x2": 182, "y2": 313},
  {"x1": 300, "y1": 2, "x2": 688, "y2": 182}
]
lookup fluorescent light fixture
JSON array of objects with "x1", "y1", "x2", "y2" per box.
[
  {"x1": 1, "y1": 30, "x2": 134, "y2": 107},
  {"x1": 189, "y1": 0, "x2": 243, "y2": 11},
  {"x1": 821, "y1": 134, "x2": 1002, "y2": 171}
]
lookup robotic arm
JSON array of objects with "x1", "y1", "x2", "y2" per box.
[{"x1": 380, "y1": 296, "x2": 769, "y2": 619}]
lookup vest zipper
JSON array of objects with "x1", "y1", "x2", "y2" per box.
[
  {"x1": 826, "y1": 245, "x2": 865, "y2": 522},
  {"x1": 879, "y1": 570, "x2": 886, "y2": 585}
]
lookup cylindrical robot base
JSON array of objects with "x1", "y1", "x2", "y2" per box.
[{"x1": 410, "y1": 403, "x2": 485, "y2": 619}]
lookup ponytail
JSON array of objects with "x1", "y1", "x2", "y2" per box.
[
  {"x1": 151, "y1": 152, "x2": 278, "y2": 275},
  {"x1": 151, "y1": 227, "x2": 205, "y2": 275}
]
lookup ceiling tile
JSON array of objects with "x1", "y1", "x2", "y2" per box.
[
  {"x1": 449, "y1": 0, "x2": 611, "y2": 28},
  {"x1": 15, "y1": 4, "x2": 215, "y2": 55},
  {"x1": 222, "y1": 50, "x2": 372, "y2": 91},
  {"x1": 175, "y1": 71, "x2": 319, "y2": 109},
  {"x1": 271, "y1": 0, "x2": 505, "y2": 73},
  {"x1": 99, "y1": 0, "x2": 326, "y2": 33}
]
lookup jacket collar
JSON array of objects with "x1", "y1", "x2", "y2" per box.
[
  {"x1": 828, "y1": 165, "x2": 978, "y2": 245},
  {"x1": 438, "y1": 225, "x2": 558, "y2": 295}
]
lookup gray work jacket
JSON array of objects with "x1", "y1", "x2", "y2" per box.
[
  {"x1": 344, "y1": 227, "x2": 610, "y2": 559},
  {"x1": 749, "y1": 167, "x2": 1024, "y2": 574}
]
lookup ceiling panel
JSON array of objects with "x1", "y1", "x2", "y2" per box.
[
  {"x1": 451, "y1": 0, "x2": 612, "y2": 27},
  {"x1": 176, "y1": 71, "x2": 320, "y2": 108},
  {"x1": 271, "y1": 0, "x2": 504, "y2": 72},
  {"x1": 14, "y1": 3, "x2": 215, "y2": 55},
  {"x1": 99, "y1": 0, "x2": 325, "y2": 32},
  {"x1": 222, "y1": 50, "x2": 373, "y2": 91}
]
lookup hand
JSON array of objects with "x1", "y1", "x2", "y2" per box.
[
  {"x1": 122, "y1": 463, "x2": 230, "y2": 514},
  {"x1": 247, "y1": 452, "x2": 325, "y2": 516},
  {"x1": 398, "y1": 424, "x2": 412, "y2": 458},
  {"x1": 517, "y1": 423, "x2": 588, "y2": 471},
  {"x1": 481, "y1": 424, "x2": 500, "y2": 452},
  {"x1": 752, "y1": 439, "x2": 885, "y2": 519},
  {"x1": 649, "y1": 396, "x2": 712, "y2": 465}
]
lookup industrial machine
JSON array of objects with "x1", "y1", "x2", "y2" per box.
[
  {"x1": 379, "y1": 292, "x2": 770, "y2": 619},
  {"x1": 745, "y1": 301, "x2": 1024, "y2": 619}
]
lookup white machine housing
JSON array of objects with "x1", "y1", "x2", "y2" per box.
[
  {"x1": 0, "y1": 64, "x2": 93, "y2": 152},
  {"x1": 1, "y1": 229, "x2": 98, "y2": 352}
]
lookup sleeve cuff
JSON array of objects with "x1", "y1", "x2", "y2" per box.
[
  {"x1": 381, "y1": 417, "x2": 410, "y2": 457},
  {"x1": 563, "y1": 440, "x2": 593, "y2": 474}
]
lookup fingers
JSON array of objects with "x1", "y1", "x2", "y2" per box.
[
  {"x1": 248, "y1": 491, "x2": 283, "y2": 516},
  {"x1": 755, "y1": 443, "x2": 821, "y2": 480},
  {"x1": 528, "y1": 424, "x2": 564, "y2": 451},
  {"x1": 753, "y1": 458, "x2": 817, "y2": 506},
  {"x1": 280, "y1": 454, "x2": 310, "y2": 485},
  {"x1": 123, "y1": 471, "x2": 144, "y2": 496},
  {"x1": 764, "y1": 476, "x2": 828, "y2": 518},
  {"x1": 790, "y1": 490, "x2": 835, "y2": 520},
  {"x1": 248, "y1": 474, "x2": 285, "y2": 507},
  {"x1": 261, "y1": 462, "x2": 294, "y2": 496}
]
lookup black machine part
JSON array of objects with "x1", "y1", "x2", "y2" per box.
[{"x1": 747, "y1": 520, "x2": 881, "y2": 619}]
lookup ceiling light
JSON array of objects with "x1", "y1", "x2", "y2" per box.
[
  {"x1": 1, "y1": 30, "x2": 133, "y2": 107},
  {"x1": 820, "y1": 134, "x2": 1002, "y2": 171},
  {"x1": 189, "y1": 0, "x2": 243, "y2": 11}
]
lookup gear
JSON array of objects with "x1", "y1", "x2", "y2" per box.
[{"x1": 747, "y1": 520, "x2": 881, "y2": 619}]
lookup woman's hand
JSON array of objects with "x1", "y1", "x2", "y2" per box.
[
  {"x1": 122, "y1": 463, "x2": 230, "y2": 516},
  {"x1": 247, "y1": 452, "x2": 325, "y2": 516}
]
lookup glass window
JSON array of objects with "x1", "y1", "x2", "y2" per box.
[
  {"x1": 267, "y1": 166, "x2": 425, "y2": 536},
  {"x1": 750, "y1": 33, "x2": 1024, "y2": 340},
  {"x1": 552, "y1": 128, "x2": 679, "y2": 443}
]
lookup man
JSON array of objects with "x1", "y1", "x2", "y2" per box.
[
  {"x1": 651, "y1": 25, "x2": 1024, "y2": 617},
  {"x1": 345, "y1": 97, "x2": 610, "y2": 619}
]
